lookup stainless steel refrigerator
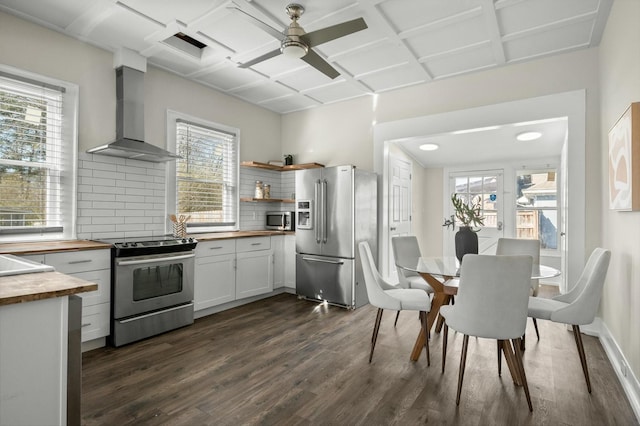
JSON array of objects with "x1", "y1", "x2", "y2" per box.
[{"x1": 295, "y1": 165, "x2": 377, "y2": 309}]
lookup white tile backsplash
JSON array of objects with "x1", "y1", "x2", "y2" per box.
[
  {"x1": 77, "y1": 152, "x2": 167, "y2": 240},
  {"x1": 77, "y1": 152, "x2": 299, "y2": 238}
]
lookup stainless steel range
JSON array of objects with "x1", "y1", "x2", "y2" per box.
[{"x1": 104, "y1": 236, "x2": 198, "y2": 347}]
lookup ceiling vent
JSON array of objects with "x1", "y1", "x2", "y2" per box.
[{"x1": 163, "y1": 32, "x2": 208, "y2": 59}]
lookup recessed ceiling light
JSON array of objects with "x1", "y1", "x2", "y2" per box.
[
  {"x1": 419, "y1": 143, "x2": 439, "y2": 151},
  {"x1": 516, "y1": 131, "x2": 542, "y2": 141}
]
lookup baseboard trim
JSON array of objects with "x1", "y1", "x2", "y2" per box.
[{"x1": 593, "y1": 317, "x2": 640, "y2": 421}]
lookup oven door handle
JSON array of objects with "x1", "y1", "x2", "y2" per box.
[{"x1": 116, "y1": 253, "x2": 195, "y2": 266}]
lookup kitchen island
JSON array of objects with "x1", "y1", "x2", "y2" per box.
[{"x1": 0, "y1": 271, "x2": 97, "y2": 426}]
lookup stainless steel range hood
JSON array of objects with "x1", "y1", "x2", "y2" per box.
[{"x1": 87, "y1": 66, "x2": 179, "y2": 163}]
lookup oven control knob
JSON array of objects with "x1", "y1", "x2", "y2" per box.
[
  {"x1": 122, "y1": 242, "x2": 128, "y2": 247},
  {"x1": 188, "y1": 238, "x2": 194, "y2": 243},
  {"x1": 131, "y1": 242, "x2": 138, "y2": 247},
  {"x1": 181, "y1": 238, "x2": 187, "y2": 243}
]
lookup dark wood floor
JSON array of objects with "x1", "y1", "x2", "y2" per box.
[{"x1": 82, "y1": 290, "x2": 638, "y2": 425}]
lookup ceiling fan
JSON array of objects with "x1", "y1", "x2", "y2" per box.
[{"x1": 233, "y1": 3, "x2": 368, "y2": 79}]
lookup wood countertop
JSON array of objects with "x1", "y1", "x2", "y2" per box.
[
  {"x1": 0, "y1": 240, "x2": 112, "y2": 255},
  {"x1": 0, "y1": 232, "x2": 293, "y2": 254},
  {"x1": 0, "y1": 272, "x2": 98, "y2": 306}
]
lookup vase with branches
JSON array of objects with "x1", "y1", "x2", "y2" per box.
[{"x1": 443, "y1": 194, "x2": 485, "y2": 262}]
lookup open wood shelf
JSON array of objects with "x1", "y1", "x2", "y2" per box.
[
  {"x1": 240, "y1": 198, "x2": 295, "y2": 203},
  {"x1": 241, "y1": 161, "x2": 324, "y2": 171}
]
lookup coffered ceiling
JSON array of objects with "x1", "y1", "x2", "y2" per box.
[{"x1": 0, "y1": 0, "x2": 612, "y2": 115}]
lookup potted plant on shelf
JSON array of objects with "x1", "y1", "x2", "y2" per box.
[{"x1": 443, "y1": 194, "x2": 485, "y2": 262}]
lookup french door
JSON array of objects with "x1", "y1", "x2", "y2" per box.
[{"x1": 444, "y1": 170, "x2": 504, "y2": 257}]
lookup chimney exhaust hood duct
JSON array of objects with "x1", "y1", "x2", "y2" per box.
[{"x1": 87, "y1": 66, "x2": 180, "y2": 162}]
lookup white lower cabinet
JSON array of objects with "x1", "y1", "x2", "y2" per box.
[
  {"x1": 194, "y1": 236, "x2": 274, "y2": 311},
  {"x1": 25, "y1": 250, "x2": 112, "y2": 343},
  {"x1": 194, "y1": 240, "x2": 236, "y2": 311},
  {"x1": 236, "y1": 249, "x2": 274, "y2": 298},
  {"x1": 235, "y1": 236, "x2": 273, "y2": 299}
]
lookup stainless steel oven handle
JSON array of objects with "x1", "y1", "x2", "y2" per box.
[
  {"x1": 118, "y1": 303, "x2": 194, "y2": 323},
  {"x1": 116, "y1": 253, "x2": 195, "y2": 266}
]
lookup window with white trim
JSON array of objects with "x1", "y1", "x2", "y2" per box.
[
  {"x1": 166, "y1": 111, "x2": 239, "y2": 233},
  {"x1": 0, "y1": 66, "x2": 78, "y2": 241}
]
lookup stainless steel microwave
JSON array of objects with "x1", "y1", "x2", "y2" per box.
[{"x1": 266, "y1": 211, "x2": 295, "y2": 231}]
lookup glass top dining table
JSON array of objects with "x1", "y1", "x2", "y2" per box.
[
  {"x1": 395, "y1": 255, "x2": 561, "y2": 364},
  {"x1": 397, "y1": 256, "x2": 561, "y2": 281}
]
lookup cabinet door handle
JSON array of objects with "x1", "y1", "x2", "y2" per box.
[
  {"x1": 68, "y1": 259, "x2": 92, "y2": 264},
  {"x1": 81, "y1": 323, "x2": 92, "y2": 328},
  {"x1": 251, "y1": 243, "x2": 262, "y2": 246},
  {"x1": 209, "y1": 246, "x2": 223, "y2": 250}
]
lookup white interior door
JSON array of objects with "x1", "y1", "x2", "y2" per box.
[
  {"x1": 444, "y1": 170, "x2": 504, "y2": 256},
  {"x1": 387, "y1": 154, "x2": 412, "y2": 281}
]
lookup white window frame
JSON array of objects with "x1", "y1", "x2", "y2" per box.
[
  {"x1": 165, "y1": 110, "x2": 240, "y2": 234},
  {"x1": 0, "y1": 64, "x2": 78, "y2": 242}
]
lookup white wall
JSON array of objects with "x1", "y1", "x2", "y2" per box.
[{"x1": 599, "y1": 0, "x2": 640, "y2": 386}]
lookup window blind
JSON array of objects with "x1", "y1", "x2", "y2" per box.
[
  {"x1": 175, "y1": 119, "x2": 238, "y2": 227},
  {"x1": 0, "y1": 74, "x2": 65, "y2": 233}
]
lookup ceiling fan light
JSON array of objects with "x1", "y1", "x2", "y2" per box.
[{"x1": 281, "y1": 40, "x2": 308, "y2": 59}]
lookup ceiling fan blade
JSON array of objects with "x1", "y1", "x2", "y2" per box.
[
  {"x1": 301, "y1": 49, "x2": 340, "y2": 79},
  {"x1": 239, "y1": 48, "x2": 282, "y2": 68},
  {"x1": 301, "y1": 18, "x2": 367, "y2": 47},
  {"x1": 228, "y1": 6, "x2": 284, "y2": 40}
]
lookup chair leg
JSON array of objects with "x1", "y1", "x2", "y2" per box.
[
  {"x1": 532, "y1": 318, "x2": 540, "y2": 340},
  {"x1": 456, "y1": 335, "x2": 469, "y2": 406},
  {"x1": 394, "y1": 311, "x2": 400, "y2": 327},
  {"x1": 369, "y1": 308, "x2": 384, "y2": 363},
  {"x1": 420, "y1": 311, "x2": 430, "y2": 366},
  {"x1": 572, "y1": 325, "x2": 592, "y2": 393},
  {"x1": 512, "y1": 338, "x2": 533, "y2": 412},
  {"x1": 442, "y1": 323, "x2": 449, "y2": 374},
  {"x1": 497, "y1": 340, "x2": 502, "y2": 376}
]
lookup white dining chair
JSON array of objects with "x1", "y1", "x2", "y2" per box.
[
  {"x1": 358, "y1": 241, "x2": 432, "y2": 364},
  {"x1": 440, "y1": 254, "x2": 534, "y2": 411},
  {"x1": 527, "y1": 247, "x2": 611, "y2": 393},
  {"x1": 391, "y1": 236, "x2": 434, "y2": 326},
  {"x1": 496, "y1": 238, "x2": 542, "y2": 340}
]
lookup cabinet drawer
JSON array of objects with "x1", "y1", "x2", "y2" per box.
[
  {"x1": 196, "y1": 239, "x2": 235, "y2": 257},
  {"x1": 71, "y1": 269, "x2": 110, "y2": 306},
  {"x1": 81, "y1": 303, "x2": 110, "y2": 342},
  {"x1": 236, "y1": 236, "x2": 271, "y2": 253},
  {"x1": 45, "y1": 250, "x2": 110, "y2": 274}
]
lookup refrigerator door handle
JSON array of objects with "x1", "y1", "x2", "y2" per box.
[
  {"x1": 302, "y1": 256, "x2": 345, "y2": 265},
  {"x1": 315, "y1": 179, "x2": 321, "y2": 244},
  {"x1": 322, "y1": 179, "x2": 328, "y2": 243}
]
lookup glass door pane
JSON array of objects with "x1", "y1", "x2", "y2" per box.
[{"x1": 516, "y1": 171, "x2": 558, "y2": 250}]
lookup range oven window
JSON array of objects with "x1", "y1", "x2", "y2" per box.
[{"x1": 132, "y1": 264, "x2": 184, "y2": 301}]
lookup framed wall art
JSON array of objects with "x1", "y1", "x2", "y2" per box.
[{"x1": 609, "y1": 102, "x2": 640, "y2": 210}]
